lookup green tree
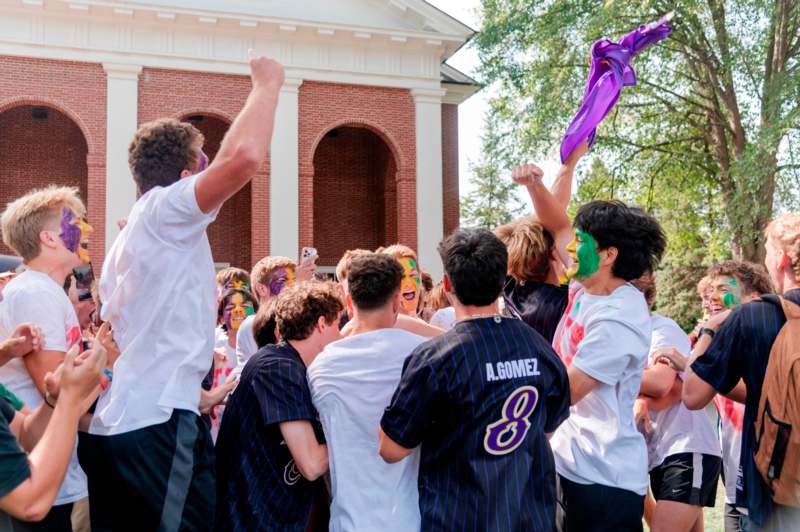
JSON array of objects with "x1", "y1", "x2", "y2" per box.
[
  {"x1": 476, "y1": 0, "x2": 800, "y2": 263},
  {"x1": 461, "y1": 119, "x2": 528, "y2": 228}
]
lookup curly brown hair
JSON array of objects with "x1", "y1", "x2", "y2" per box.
[
  {"x1": 252, "y1": 298, "x2": 278, "y2": 348},
  {"x1": 128, "y1": 118, "x2": 204, "y2": 196},
  {"x1": 706, "y1": 260, "x2": 775, "y2": 295},
  {"x1": 274, "y1": 281, "x2": 343, "y2": 341}
]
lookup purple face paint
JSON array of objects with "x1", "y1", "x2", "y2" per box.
[
  {"x1": 560, "y1": 14, "x2": 672, "y2": 163},
  {"x1": 196, "y1": 150, "x2": 209, "y2": 173},
  {"x1": 268, "y1": 266, "x2": 294, "y2": 297},
  {"x1": 59, "y1": 207, "x2": 81, "y2": 253}
]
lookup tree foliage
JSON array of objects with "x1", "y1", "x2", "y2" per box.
[
  {"x1": 475, "y1": 0, "x2": 800, "y2": 326},
  {"x1": 460, "y1": 118, "x2": 527, "y2": 228}
]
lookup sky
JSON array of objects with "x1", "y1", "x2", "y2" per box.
[{"x1": 426, "y1": 0, "x2": 562, "y2": 198}]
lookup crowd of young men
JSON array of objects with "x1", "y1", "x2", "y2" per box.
[{"x1": 1, "y1": 53, "x2": 799, "y2": 532}]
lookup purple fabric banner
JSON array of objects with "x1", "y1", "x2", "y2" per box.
[{"x1": 560, "y1": 13, "x2": 673, "y2": 163}]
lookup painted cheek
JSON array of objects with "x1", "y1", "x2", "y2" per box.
[
  {"x1": 722, "y1": 292, "x2": 740, "y2": 308},
  {"x1": 59, "y1": 208, "x2": 81, "y2": 253}
]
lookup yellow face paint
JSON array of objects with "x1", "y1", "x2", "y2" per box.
[
  {"x1": 399, "y1": 257, "x2": 421, "y2": 314},
  {"x1": 224, "y1": 292, "x2": 254, "y2": 331}
]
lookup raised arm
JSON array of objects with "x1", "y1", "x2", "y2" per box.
[
  {"x1": 551, "y1": 140, "x2": 589, "y2": 209},
  {"x1": 512, "y1": 165, "x2": 573, "y2": 266},
  {"x1": 195, "y1": 54, "x2": 285, "y2": 214}
]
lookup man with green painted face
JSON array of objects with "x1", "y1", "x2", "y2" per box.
[{"x1": 514, "y1": 162, "x2": 667, "y2": 531}]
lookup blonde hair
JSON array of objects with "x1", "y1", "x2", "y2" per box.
[
  {"x1": 335, "y1": 248, "x2": 371, "y2": 283},
  {"x1": 1, "y1": 186, "x2": 85, "y2": 261},
  {"x1": 505, "y1": 216, "x2": 554, "y2": 283},
  {"x1": 494, "y1": 218, "x2": 521, "y2": 246},
  {"x1": 380, "y1": 244, "x2": 418, "y2": 263},
  {"x1": 765, "y1": 213, "x2": 800, "y2": 278},
  {"x1": 696, "y1": 275, "x2": 712, "y2": 297},
  {"x1": 250, "y1": 256, "x2": 294, "y2": 286}
]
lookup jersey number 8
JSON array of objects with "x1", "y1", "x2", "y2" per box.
[{"x1": 484, "y1": 385, "x2": 539, "y2": 456}]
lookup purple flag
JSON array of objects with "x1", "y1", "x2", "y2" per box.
[{"x1": 559, "y1": 13, "x2": 673, "y2": 164}]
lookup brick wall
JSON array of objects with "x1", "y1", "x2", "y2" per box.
[
  {"x1": 298, "y1": 81, "x2": 417, "y2": 264},
  {"x1": 0, "y1": 106, "x2": 89, "y2": 255},
  {"x1": 312, "y1": 127, "x2": 397, "y2": 266},
  {"x1": 0, "y1": 56, "x2": 106, "y2": 263},
  {"x1": 442, "y1": 104, "x2": 460, "y2": 237},
  {"x1": 138, "y1": 68, "x2": 267, "y2": 267}
]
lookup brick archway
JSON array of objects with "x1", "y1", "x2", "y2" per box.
[
  {"x1": 0, "y1": 104, "x2": 90, "y2": 256},
  {"x1": 179, "y1": 113, "x2": 252, "y2": 269},
  {"x1": 311, "y1": 126, "x2": 398, "y2": 266}
]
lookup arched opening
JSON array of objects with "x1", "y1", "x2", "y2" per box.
[
  {"x1": 184, "y1": 114, "x2": 252, "y2": 269},
  {"x1": 0, "y1": 105, "x2": 89, "y2": 255},
  {"x1": 312, "y1": 127, "x2": 398, "y2": 266}
]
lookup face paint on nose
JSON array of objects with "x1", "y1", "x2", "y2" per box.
[
  {"x1": 399, "y1": 257, "x2": 421, "y2": 314},
  {"x1": 224, "y1": 292, "x2": 254, "y2": 331},
  {"x1": 565, "y1": 229, "x2": 601, "y2": 281}
]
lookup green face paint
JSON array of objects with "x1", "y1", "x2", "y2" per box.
[
  {"x1": 567, "y1": 229, "x2": 601, "y2": 280},
  {"x1": 722, "y1": 278, "x2": 740, "y2": 308}
]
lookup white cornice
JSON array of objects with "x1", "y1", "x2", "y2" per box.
[
  {"x1": 102, "y1": 62, "x2": 142, "y2": 79},
  {"x1": 410, "y1": 87, "x2": 447, "y2": 104}
]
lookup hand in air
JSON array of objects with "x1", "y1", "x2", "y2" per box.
[
  {"x1": 565, "y1": 139, "x2": 589, "y2": 168},
  {"x1": 0, "y1": 323, "x2": 44, "y2": 359},
  {"x1": 296, "y1": 256, "x2": 318, "y2": 283},
  {"x1": 653, "y1": 347, "x2": 688, "y2": 372},
  {"x1": 248, "y1": 50, "x2": 285, "y2": 92},
  {"x1": 94, "y1": 321, "x2": 120, "y2": 368},
  {"x1": 511, "y1": 164, "x2": 544, "y2": 187}
]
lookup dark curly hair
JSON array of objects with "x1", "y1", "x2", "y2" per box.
[
  {"x1": 128, "y1": 118, "x2": 204, "y2": 196},
  {"x1": 574, "y1": 200, "x2": 667, "y2": 281},
  {"x1": 438, "y1": 228, "x2": 508, "y2": 306},
  {"x1": 706, "y1": 260, "x2": 775, "y2": 295},
  {"x1": 347, "y1": 253, "x2": 403, "y2": 311},
  {"x1": 252, "y1": 298, "x2": 278, "y2": 348},
  {"x1": 274, "y1": 281, "x2": 343, "y2": 341}
]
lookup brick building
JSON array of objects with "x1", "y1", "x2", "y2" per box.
[{"x1": 0, "y1": 0, "x2": 477, "y2": 279}]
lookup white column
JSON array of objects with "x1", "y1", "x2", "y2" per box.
[
  {"x1": 102, "y1": 63, "x2": 141, "y2": 251},
  {"x1": 269, "y1": 78, "x2": 303, "y2": 258},
  {"x1": 411, "y1": 88, "x2": 446, "y2": 281}
]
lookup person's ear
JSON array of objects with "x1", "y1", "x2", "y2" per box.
[
  {"x1": 39, "y1": 228, "x2": 59, "y2": 251},
  {"x1": 180, "y1": 169, "x2": 192, "y2": 179},
  {"x1": 778, "y1": 249, "x2": 791, "y2": 271},
  {"x1": 392, "y1": 290, "x2": 402, "y2": 314},
  {"x1": 443, "y1": 274, "x2": 453, "y2": 293},
  {"x1": 601, "y1": 246, "x2": 618, "y2": 267}
]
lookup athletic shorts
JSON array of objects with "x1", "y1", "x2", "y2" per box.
[
  {"x1": 650, "y1": 452, "x2": 721, "y2": 507},
  {"x1": 78, "y1": 409, "x2": 215, "y2": 532}
]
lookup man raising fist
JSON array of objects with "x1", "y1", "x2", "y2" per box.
[{"x1": 83, "y1": 53, "x2": 285, "y2": 530}]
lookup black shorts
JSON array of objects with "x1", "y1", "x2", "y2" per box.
[
  {"x1": 78, "y1": 409, "x2": 215, "y2": 532},
  {"x1": 556, "y1": 475, "x2": 644, "y2": 532},
  {"x1": 650, "y1": 452, "x2": 721, "y2": 507}
]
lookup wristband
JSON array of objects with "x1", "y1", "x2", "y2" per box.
[{"x1": 698, "y1": 327, "x2": 715, "y2": 340}]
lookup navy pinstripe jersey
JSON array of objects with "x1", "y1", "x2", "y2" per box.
[
  {"x1": 381, "y1": 317, "x2": 570, "y2": 532},
  {"x1": 215, "y1": 342, "x2": 323, "y2": 532}
]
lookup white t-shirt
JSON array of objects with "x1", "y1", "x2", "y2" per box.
[
  {"x1": 716, "y1": 395, "x2": 745, "y2": 504},
  {"x1": 644, "y1": 315, "x2": 720, "y2": 470},
  {"x1": 0, "y1": 270, "x2": 88, "y2": 504},
  {"x1": 550, "y1": 281, "x2": 652, "y2": 495},
  {"x1": 92, "y1": 174, "x2": 219, "y2": 435},
  {"x1": 429, "y1": 307, "x2": 456, "y2": 330},
  {"x1": 307, "y1": 328, "x2": 426, "y2": 532}
]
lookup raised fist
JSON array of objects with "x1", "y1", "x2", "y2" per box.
[
  {"x1": 248, "y1": 51, "x2": 285, "y2": 92},
  {"x1": 511, "y1": 164, "x2": 544, "y2": 187}
]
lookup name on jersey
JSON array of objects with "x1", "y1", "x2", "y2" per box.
[{"x1": 485, "y1": 358, "x2": 541, "y2": 382}]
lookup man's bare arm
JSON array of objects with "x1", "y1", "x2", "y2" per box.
[{"x1": 195, "y1": 54, "x2": 285, "y2": 214}]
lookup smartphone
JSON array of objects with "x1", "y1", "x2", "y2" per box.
[
  {"x1": 73, "y1": 263, "x2": 95, "y2": 291},
  {"x1": 300, "y1": 247, "x2": 318, "y2": 267}
]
